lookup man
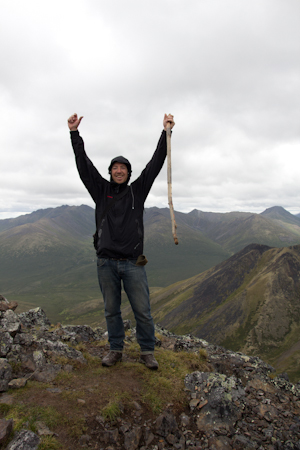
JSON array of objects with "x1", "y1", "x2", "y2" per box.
[{"x1": 68, "y1": 113, "x2": 175, "y2": 369}]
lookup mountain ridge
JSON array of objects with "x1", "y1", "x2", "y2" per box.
[
  {"x1": 148, "y1": 242, "x2": 300, "y2": 380},
  {"x1": 1, "y1": 204, "x2": 300, "y2": 322}
]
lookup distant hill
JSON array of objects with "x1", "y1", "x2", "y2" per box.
[
  {"x1": 1, "y1": 204, "x2": 300, "y2": 326},
  {"x1": 0, "y1": 205, "x2": 99, "y2": 322},
  {"x1": 147, "y1": 243, "x2": 300, "y2": 381},
  {"x1": 176, "y1": 206, "x2": 300, "y2": 253}
]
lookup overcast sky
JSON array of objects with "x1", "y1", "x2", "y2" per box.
[{"x1": 1, "y1": 0, "x2": 299, "y2": 220}]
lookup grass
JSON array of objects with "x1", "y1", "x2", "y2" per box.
[
  {"x1": 0, "y1": 339, "x2": 210, "y2": 449},
  {"x1": 38, "y1": 436, "x2": 63, "y2": 449},
  {"x1": 5, "y1": 403, "x2": 62, "y2": 432},
  {"x1": 124, "y1": 343, "x2": 209, "y2": 414}
]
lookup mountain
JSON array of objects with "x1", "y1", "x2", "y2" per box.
[
  {"x1": 176, "y1": 206, "x2": 300, "y2": 253},
  {"x1": 0, "y1": 205, "x2": 100, "y2": 322},
  {"x1": 148, "y1": 243, "x2": 300, "y2": 380},
  {"x1": 143, "y1": 207, "x2": 229, "y2": 286},
  {"x1": 0, "y1": 205, "x2": 230, "y2": 324},
  {"x1": 1, "y1": 204, "x2": 300, "y2": 326}
]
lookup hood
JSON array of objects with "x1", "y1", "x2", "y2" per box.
[{"x1": 108, "y1": 156, "x2": 132, "y2": 183}]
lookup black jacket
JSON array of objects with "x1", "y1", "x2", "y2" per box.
[{"x1": 71, "y1": 130, "x2": 167, "y2": 259}]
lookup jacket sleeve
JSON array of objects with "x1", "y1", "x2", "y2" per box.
[
  {"x1": 70, "y1": 130, "x2": 104, "y2": 203},
  {"x1": 137, "y1": 130, "x2": 168, "y2": 200}
]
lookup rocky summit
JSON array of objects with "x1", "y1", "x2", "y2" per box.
[{"x1": 0, "y1": 305, "x2": 300, "y2": 449}]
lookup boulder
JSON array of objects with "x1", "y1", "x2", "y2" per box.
[
  {"x1": 0, "y1": 418, "x2": 13, "y2": 445},
  {"x1": 18, "y1": 307, "x2": 51, "y2": 328},
  {"x1": 185, "y1": 371, "x2": 246, "y2": 433},
  {"x1": 0, "y1": 359, "x2": 12, "y2": 392},
  {"x1": 0, "y1": 311, "x2": 21, "y2": 337},
  {"x1": 0, "y1": 332, "x2": 13, "y2": 357},
  {"x1": 5, "y1": 429, "x2": 40, "y2": 449}
]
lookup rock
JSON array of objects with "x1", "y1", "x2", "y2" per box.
[
  {"x1": 13, "y1": 332, "x2": 33, "y2": 347},
  {"x1": 31, "y1": 363, "x2": 62, "y2": 382},
  {"x1": 143, "y1": 428, "x2": 155, "y2": 446},
  {"x1": 79, "y1": 434, "x2": 91, "y2": 445},
  {"x1": 55, "y1": 324, "x2": 105, "y2": 345},
  {"x1": 179, "y1": 413, "x2": 190, "y2": 427},
  {"x1": 18, "y1": 307, "x2": 51, "y2": 328},
  {"x1": 102, "y1": 428, "x2": 119, "y2": 445},
  {"x1": 123, "y1": 319, "x2": 131, "y2": 331},
  {"x1": 255, "y1": 402, "x2": 278, "y2": 422},
  {"x1": 32, "y1": 350, "x2": 46, "y2": 368},
  {"x1": 0, "y1": 310, "x2": 21, "y2": 337},
  {"x1": 232, "y1": 433, "x2": 257, "y2": 449},
  {"x1": 6, "y1": 429, "x2": 40, "y2": 449},
  {"x1": 0, "y1": 393, "x2": 14, "y2": 405},
  {"x1": 20, "y1": 356, "x2": 36, "y2": 372},
  {"x1": 0, "y1": 300, "x2": 18, "y2": 312},
  {"x1": 208, "y1": 435, "x2": 233, "y2": 449},
  {"x1": 0, "y1": 418, "x2": 13, "y2": 445},
  {"x1": 123, "y1": 426, "x2": 142, "y2": 450},
  {"x1": 185, "y1": 371, "x2": 246, "y2": 433},
  {"x1": 36, "y1": 338, "x2": 86, "y2": 364},
  {"x1": 278, "y1": 372, "x2": 290, "y2": 382},
  {"x1": 155, "y1": 412, "x2": 178, "y2": 437},
  {"x1": 8, "y1": 377, "x2": 27, "y2": 389},
  {"x1": 0, "y1": 359, "x2": 12, "y2": 392},
  {"x1": 63, "y1": 364, "x2": 73, "y2": 372},
  {"x1": 46, "y1": 387, "x2": 63, "y2": 393},
  {"x1": 0, "y1": 332, "x2": 13, "y2": 357},
  {"x1": 35, "y1": 421, "x2": 54, "y2": 436}
]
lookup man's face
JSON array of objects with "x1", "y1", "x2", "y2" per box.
[{"x1": 111, "y1": 163, "x2": 129, "y2": 184}]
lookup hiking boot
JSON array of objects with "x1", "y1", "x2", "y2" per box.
[
  {"x1": 102, "y1": 351, "x2": 122, "y2": 367},
  {"x1": 139, "y1": 354, "x2": 159, "y2": 370}
]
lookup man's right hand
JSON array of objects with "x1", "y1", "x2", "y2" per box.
[{"x1": 68, "y1": 113, "x2": 83, "y2": 131}]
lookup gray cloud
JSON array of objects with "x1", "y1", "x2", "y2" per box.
[{"x1": 1, "y1": 0, "x2": 300, "y2": 220}]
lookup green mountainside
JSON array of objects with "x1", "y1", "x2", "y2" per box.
[
  {"x1": 1, "y1": 204, "x2": 300, "y2": 331},
  {"x1": 148, "y1": 243, "x2": 300, "y2": 380},
  {"x1": 143, "y1": 208, "x2": 229, "y2": 286},
  {"x1": 0, "y1": 205, "x2": 99, "y2": 321}
]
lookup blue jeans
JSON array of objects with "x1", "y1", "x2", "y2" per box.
[{"x1": 97, "y1": 258, "x2": 155, "y2": 353}]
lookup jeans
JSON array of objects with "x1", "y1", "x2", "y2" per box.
[{"x1": 97, "y1": 258, "x2": 155, "y2": 353}]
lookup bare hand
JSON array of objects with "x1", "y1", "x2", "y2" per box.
[
  {"x1": 68, "y1": 113, "x2": 83, "y2": 131},
  {"x1": 163, "y1": 113, "x2": 175, "y2": 131}
]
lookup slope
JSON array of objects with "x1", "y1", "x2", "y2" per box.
[
  {"x1": 150, "y1": 243, "x2": 300, "y2": 380},
  {"x1": 143, "y1": 208, "x2": 230, "y2": 286}
]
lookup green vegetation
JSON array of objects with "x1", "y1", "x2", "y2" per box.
[
  {"x1": 102, "y1": 401, "x2": 122, "y2": 422},
  {"x1": 0, "y1": 340, "x2": 210, "y2": 449}
]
